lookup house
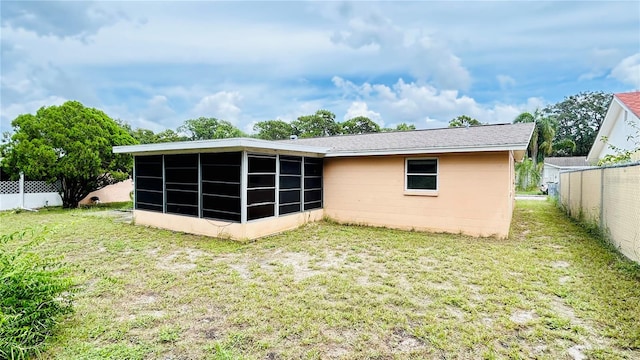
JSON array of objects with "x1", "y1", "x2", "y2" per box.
[
  {"x1": 113, "y1": 122, "x2": 534, "y2": 240},
  {"x1": 542, "y1": 157, "x2": 591, "y2": 184},
  {"x1": 587, "y1": 91, "x2": 640, "y2": 164},
  {"x1": 78, "y1": 179, "x2": 133, "y2": 205}
]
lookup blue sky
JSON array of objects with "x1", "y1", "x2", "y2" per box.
[{"x1": 1, "y1": 1, "x2": 639, "y2": 134}]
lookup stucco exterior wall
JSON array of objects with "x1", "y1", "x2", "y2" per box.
[
  {"x1": 134, "y1": 208, "x2": 324, "y2": 240},
  {"x1": 79, "y1": 179, "x2": 133, "y2": 205},
  {"x1": 323, "y1": 152, "x2": 514, "y2": 238}
]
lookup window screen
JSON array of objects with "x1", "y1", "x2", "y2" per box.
[
  {"x1": 201, "y1": 152, "x2": 241, "y2": 222},
  {"x1": 247, "y1": 154, "x2": 276, "y2": 221},
  {"x1": 135, "y1": 155, "x2": 163, "y2": 212},
  {"x1": 303, "y1": 157, "x2": 323, "y2": 210},
  {"x1": 279, "y1": 156, "x2": 302, "y2": 215},
  {"x1": 164, "y1": 154, "x2": 199, "y2": 216},
  {"x1": 406, "y1": 158, "x2": 438, "y2": 190}
]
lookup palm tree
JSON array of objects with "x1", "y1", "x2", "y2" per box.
[{"x1": 513, "y1": 110, "x2": 556, "y2": 164}]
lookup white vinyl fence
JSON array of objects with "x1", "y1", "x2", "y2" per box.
[{"x1": 0, "y1": 173, "x2": 62, "y2": 211}]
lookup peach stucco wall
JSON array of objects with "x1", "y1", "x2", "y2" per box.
[
  {"x1": 134, "y1": 208, "x2": 324, "y2": 241},
  {"x1": 323, "y1": 152, "x2": 514, "y2": 238},
  {"x1": 79, "y1": 179, "x2": 133, "y2": 205}
]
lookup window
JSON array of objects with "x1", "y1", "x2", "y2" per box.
[
  {"x1": 406, "y1": 158, "x2": 438, "y2": 191},
  {"x1": 279, "y1": 155, "x2": 302, "y2": 215},
  {"x1": 247, "y1": 154, "x2": 276, "y2": 220},
  {"x1": 303, "y1": 157, "x2": 323, "y2": 210},
  {"x1": 135, "y1": 155, "x2": 163, "y2": 212},
  {"x1": 164, "y1": 154, "x2": 199, "y2": 216},
  {"x1": 201, "y1": 152, "x2": 241, "y2": 222}
]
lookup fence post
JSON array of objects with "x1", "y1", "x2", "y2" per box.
[
  {"x1": 600, "y1": 168, "x2": 605, "y2": 230},
  {"x1": 19, "y1": 172, "x2": 24, "y2": 209},
  {"x1": 580, "y1": 171, "x2": 583, "y2": 217}
]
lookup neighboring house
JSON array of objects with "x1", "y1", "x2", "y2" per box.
[
  {"x1": 79, "y1": 179, "x2": 133, "y2": 205},
  {"x1": 113, "y1": 122, "x2": 534, "y2": 240},
  {"x1": 587, "y1": 91, "x2": 640, "y2": 164},
  {"x1": 542, "y1": 157, "x2": 591, "y2": 184}
]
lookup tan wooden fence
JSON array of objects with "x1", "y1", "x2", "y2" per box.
[{"x1": 559, "y1": 163, "x2": 640, "y2": 263}]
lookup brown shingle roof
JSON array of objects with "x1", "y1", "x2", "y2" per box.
[
  {"x1": 544, "y1": 156, "x2": 590, "y2": 167},
  {"x1": 282, "y1": 123, "x2": 535, "y2": 155},
  {"x1": 616, "y1": 91, "x2": 640, "y2": 118}
]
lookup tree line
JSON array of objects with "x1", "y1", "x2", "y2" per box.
[
  {"x1": 0, "y1": 91, "x2": 615, "y2": 206},
  {"x1": 122, "y1": 110, "x2": 416, "y2": 144}
]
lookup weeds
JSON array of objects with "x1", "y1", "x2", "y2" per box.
[
  {"x1": 0, "y1": 202, "x2": 638, "y2": 359},
  {"x1": 0, "y1": 229, "x2": 75, "y2": 359}
]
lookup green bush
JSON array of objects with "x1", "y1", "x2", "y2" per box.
[{"x1": 0, "y1": 230, "x2": 74, "y2": 359}]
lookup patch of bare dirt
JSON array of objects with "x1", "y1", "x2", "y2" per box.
[
  {"x1": 157, "y1": 248, "x2": 204, "y2": 271},
  {"x1": 388, "y1": 328, "x2": 425, "y2": 352},
  {"x1": 551, "y1": 261, "x2": 570, "y2": 269},
  {"x1": 510, "y1": 310, "x2": 537, "y2": 324}
]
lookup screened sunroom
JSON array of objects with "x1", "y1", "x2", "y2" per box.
[{"x1": 114, "y1": 139, "x2": 328, "y2": 240}]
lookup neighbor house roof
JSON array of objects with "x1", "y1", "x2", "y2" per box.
[
  {"x1": 587, "y1": 91, "x2": 640, "y2": 163},
  {"x1": 544, "y1": 156, "x2": 590, "y2": 168},
  {"x1": 283, "y1": 122, "x2": 534, "y2": 158},
  {"x1": 616, "y1": 91, "x2": 640, "y2": 118},
  {"x1": 114, "y1": 122, "x2": 535, "y2": 159}
]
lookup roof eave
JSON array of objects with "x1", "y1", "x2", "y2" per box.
[{"x1": 113, "y1": 137, "x2": 330, "y2": 156}]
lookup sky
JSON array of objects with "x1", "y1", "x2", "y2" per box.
[{"x1": 1, "y1": 1, "x2": 639, "y2": 135}]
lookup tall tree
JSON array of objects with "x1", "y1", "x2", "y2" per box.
[
  {"x1": 543, "y1": 91, "x2": 612, "y2": 156},
  {"x1": 253, "y1": 120, "x2": 296, "y2": 140},
  {"x1": 513, "y1": 110, "x2": 556, "y2": 164},
  {"x1": 341, "y1": 116, "x2": 381, "y2": 134},
  {"x1": 178, "y1": 117, "x2": 244, "y2": 140},
  {"x1": 292, "y1": 110, "x2": 341, "y2": 138},
  {"x1": 130, "y1": 128, "x2": 157, "y2": 144},
  {"x1": 1, "y1": 101, "x2": 136, "y2": 208},
  {"x1": 449, "y1": 115, "x2": 482, "y2": 127},
  {"x1": 154, "y1": 129, "x2": 186, "y2": 143}
]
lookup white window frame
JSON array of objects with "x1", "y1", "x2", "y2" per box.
[{"x1": 405, "y1": 157, "x2": 438, "y2": 195}]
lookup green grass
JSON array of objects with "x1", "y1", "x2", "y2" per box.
[{"x1": 1, "y1": 201, "x2": 638, "y2": 359}]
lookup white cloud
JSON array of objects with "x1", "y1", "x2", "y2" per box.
[
  {"x1": 610, "y1": 53, "x2": 640, "y2": 88},
  {"x1": 192, "y1": 91, "x2": 243, "y2": 124},
  {"x1": 332, "y1": 77, "x2": 544, "y2": 128},
  {"x1": 343, "y1": 101, "x2": 383, "y2": 125},
  {"x1": 1, "y1": 96, "x2": 68, "y2": 125}
]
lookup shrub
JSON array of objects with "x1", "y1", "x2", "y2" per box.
[{"x1": 0, "y1": 230, "x2": 74, "y2": 359}]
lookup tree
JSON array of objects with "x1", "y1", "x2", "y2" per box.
[
  {"x1": 1, "y1": 101, "x2": 136, "y2": 208},
  {"x1": 382, "y1": 123, "x2": 416, "y2": 132},
  {"x1": 513, "y1": 110, "x2": 556, "y2": 164},
  {"x1": 449, "y1": 115, "x2": 482, "y2": 128},
  {"x1": 154, "y1": 129, "x2": 186, "y2": 143},
  {"x1": 340, "y1": 116, "x2": 381, "y2": 134},
  {"x1": 543, "y1": 91, "x2": 612, "y2": 156},
  {"x1": 253, "y1": 120, "x2": 296, "y2": 140},
  {"x1": 177, "y1": 117, "x2": 244, "y2": 140},
  {"x1": 130, "y1": 128, "x2": 157, "y2": 144},
  {"x1": 292, "y1": 110, "x2": 341, "y2": 138}
]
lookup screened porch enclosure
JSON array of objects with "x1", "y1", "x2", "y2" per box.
[{"x1": 134, "y1": 151, "x2": 323, "y2": 224}]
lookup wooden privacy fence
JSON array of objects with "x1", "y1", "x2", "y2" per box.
[{"x1": 559, "y1": 163, "x2": 640, "y2": 263}]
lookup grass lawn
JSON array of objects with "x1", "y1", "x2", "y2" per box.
[{"x1": 1, "y1": 201, "x2": 639, "y2": 359}]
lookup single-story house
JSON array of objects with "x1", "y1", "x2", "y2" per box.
[
  {"x1": 587, "y1": 91, "x2": 640, "y2": 164},
  {"x1": 542, "y1": 157, "x2": 591, "y2": 184},
  {"x1": 113, "y1": 122, "x2": 534, "y2": 240}
]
